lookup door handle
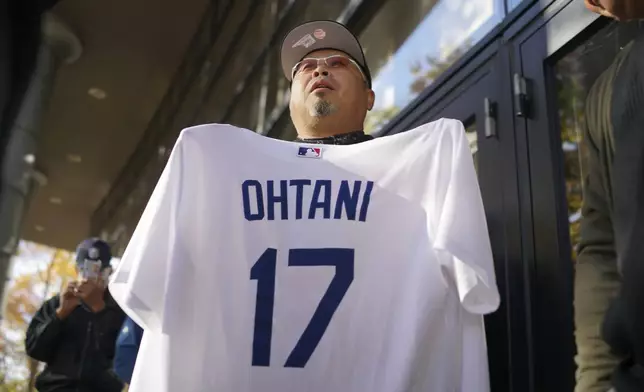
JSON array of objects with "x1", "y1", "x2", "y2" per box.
[{"x1": 484, "y1": 97, "x2": 497, "y2": 139}]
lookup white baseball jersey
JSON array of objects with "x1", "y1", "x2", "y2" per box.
[{"x1": 109, "y1": 119, "x2": 500, "y2": 392}]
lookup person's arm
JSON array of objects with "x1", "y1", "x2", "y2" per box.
[
  {"x1": 24, "y1": 296, "x2": 65, "y2": 362},
  {"x1": 584, "y1": 0, "x2": 644, "y2": 20},
  {"x1": 113, "y1": 317, "x2": 144, "y2": 384},
  {"x1": 610, "y1": 32, "x2": 644, "y2": 366},
  {"x1": 574, "y1": 68, "x2": 623, "y2": 392}
]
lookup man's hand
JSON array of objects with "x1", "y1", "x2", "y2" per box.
[
  {"x1": 584, "y1": 0, "x2": 644, "y2": 21},
  {"x1": 76, "y1": 278, "x2": 106, "y2": 312},
  {"x1": 56, "y1": 282, "x2": 80, "y2": 320}
]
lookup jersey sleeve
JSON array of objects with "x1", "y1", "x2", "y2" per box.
[
  {"x1": 432, "y1": 119, "x2": 500, "y2": 315},
  {"x1": 109, "y1": 132, "x2": 189, "y2": 332}
]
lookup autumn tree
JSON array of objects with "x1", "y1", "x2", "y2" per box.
[
  {"x1": 364, "y1": 106, "x2": 401, "y2": 134},
  {"x1": 555, "y1": 53, "x2": 588, "y2": 260},
  {"x1": 363, "y1": 40, "x2": 475, "y2": 135},
  {"x1": 409, "y1": 40, "x2": 473, "y2": 95},
  {"x1": 1, "y1": 241, "x2": 77, "y2": 391}
]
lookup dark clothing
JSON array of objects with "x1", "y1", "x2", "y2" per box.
[
  {"x1": 577, "y1": 28, "x2": 644, "y2": 392},
  {"x1": 113, "y1": 317, "x2": 144, "y2": 384},
  {"x1": 295, "y1": 130, "x2": 373, "y2": 145},
  {"x1": 25, "y1": 289, "x2": 126, "y2": 392},
  {"x1": 608, "y1": 28, "x2": 644, "y2": 391},
  {"x1": 575, "y1": 36, "x2": 628, "y2": 392}
]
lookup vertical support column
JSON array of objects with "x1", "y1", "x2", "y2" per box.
[{"x1": 0, "y1": 13, "x2": 82, "y2": 301}]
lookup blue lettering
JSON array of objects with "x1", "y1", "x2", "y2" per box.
[
  {"x1": 289, "y1": 179, "x2": 311, "y2": 220},
  {"x1": 242, "y1": 180, "x2": 265, "y2": 221},
  {"x1": 358, "y1": 181, "x2": 374, "y2": 222},
  {"x1": 267, "y1": 180, "x2": 288, "y2": 220},
  {"x1": 334, "y1": 181, "x2": 361, "y2": 220},
  {"x1": 309, "y1": 180, "x2": 332, "y2": 219},
  {"x1": 242, "y1": 179, "x2": 373, "y2": 222}
]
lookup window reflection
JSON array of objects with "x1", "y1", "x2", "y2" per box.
[
  {"x1": 360, "y1": 0, "x2": 504, "y2": 133},
  {"x1": 555, "y1": 22, "x2": 641, "y2": 260},
  {"x1": 556, "y1": 56, "x2": 588, "y2": 260}
]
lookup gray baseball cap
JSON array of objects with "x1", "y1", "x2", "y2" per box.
[
  {"x1": 280, "y1": 20, "x2": 372, "y2": 87},
  {"x1": 75, "y1": 237, "x2": 112, "y2": 269}
]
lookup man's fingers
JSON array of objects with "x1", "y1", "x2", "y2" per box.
[
  {"x1": 583, "y1": 0, "x2": 640, "y2": 20},
  {"x1": 584, "y1": 0, "x2": 610, "y2": 16},
  {"x1": 75, "y1": 283, "x2": 87, "y2": 294},
  {"x1": 76, "y1": 279, "x2": 99, "y2": 295}
]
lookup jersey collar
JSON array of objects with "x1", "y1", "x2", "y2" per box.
[{"x1": 295, "y1": 130, "x2": 373, "y2": 145}]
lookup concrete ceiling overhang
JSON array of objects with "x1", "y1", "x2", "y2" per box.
[{"x1": 20, "y1": 0, "x2": 209, "y2": 250}]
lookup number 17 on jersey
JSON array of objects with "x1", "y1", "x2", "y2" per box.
[{"x1": 250, "y1": 248, "x2": 355, "y2": 368}]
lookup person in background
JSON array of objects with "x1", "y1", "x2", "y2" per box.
[
  {"x1": 25, "y1": 238, "x2": 126, "y2": 392},
  {"x1": 576, "y1": 1, "x2": 644, "y2": 391},
  {"x1": 113, "y1": 316, "x2": 144, "y2": 388}
]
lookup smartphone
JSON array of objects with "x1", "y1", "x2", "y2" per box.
[{"x1": 81, "y1": 259, "x2": 102, "y2": 281}]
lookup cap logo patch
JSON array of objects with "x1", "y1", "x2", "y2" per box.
[
  {"x1": 293, "y1": 34, "x2": 316, "y2": 49},
  {"x1": 88, "y1": 247, "x2": 100, "y2": 259},
  {"x1": 313, "y1": 29, "x2": 326, "y2": 40}
]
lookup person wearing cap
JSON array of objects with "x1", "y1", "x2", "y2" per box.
[
  {"x1": 281, "y1": 20, "x2": 375, "y2": 145},
  {"x1": 25, "y1": 238, "x2": 126, "y2": 392}
]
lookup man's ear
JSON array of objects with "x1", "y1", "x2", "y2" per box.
[{"x1": 366, "y1": 89, "x2": 375, "y2": 111}]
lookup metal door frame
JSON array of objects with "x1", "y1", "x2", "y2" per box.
[{"x1": 510, "y1": 1, "x2": 607, "y2": 390}]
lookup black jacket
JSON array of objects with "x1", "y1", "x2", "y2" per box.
[
  {"x1": 607, "y1": 28, "x2": 644, "y2": 391},
  {"x1": 577, "y1": 27, "x2": 644, "y2": 391},
  {"x1": 25, "y1": 289, "x2": 126, "y2": 392}
]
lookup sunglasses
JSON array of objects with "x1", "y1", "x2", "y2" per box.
[{"x1": 291, "y1": 55, "x2": 367, "y2": 84}]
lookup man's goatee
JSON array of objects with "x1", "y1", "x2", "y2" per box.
[{"x1": 310, "y1": 100, "x2": 335, "y2": 117}]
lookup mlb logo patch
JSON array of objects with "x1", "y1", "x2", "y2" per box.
[{"x1": 297, "y1": 146, "x2": 322, "y2": 158}]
